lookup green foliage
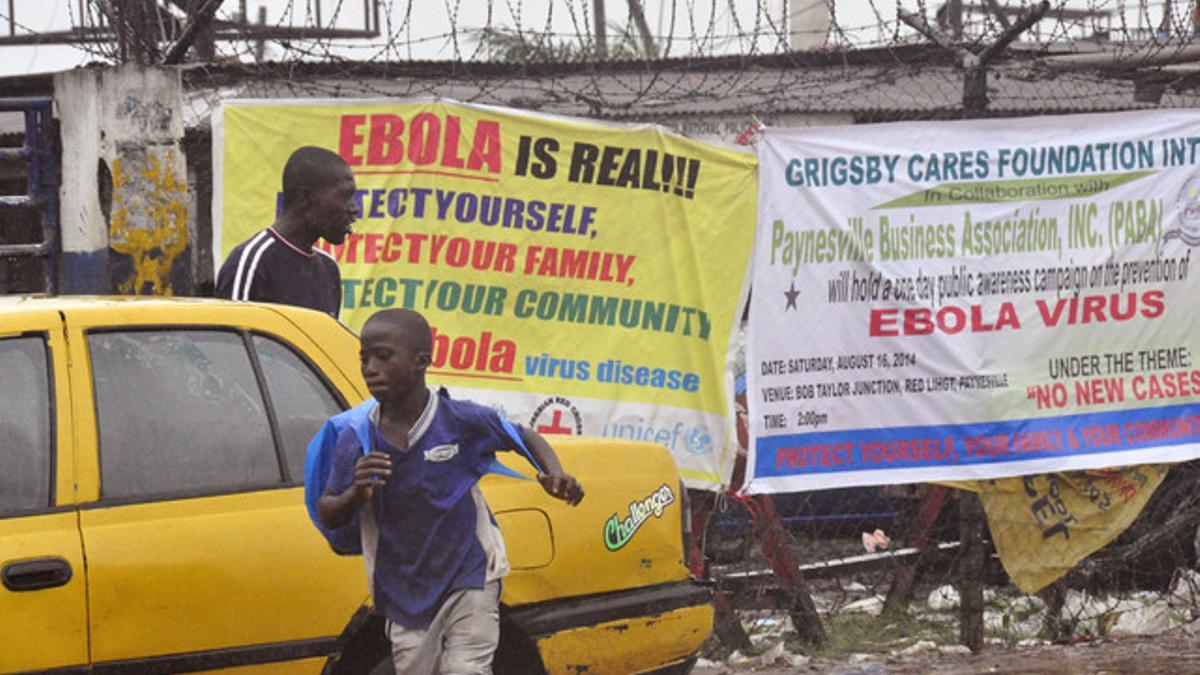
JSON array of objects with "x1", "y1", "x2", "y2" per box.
[
  {"x1": 473, "y1": 25, "x2": 659, "y2": 62},
  {"x1": 787, "y1": 613, "x2": 957, "y2": 656}
]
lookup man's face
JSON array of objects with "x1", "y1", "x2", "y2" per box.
[
  {"x1": 359, "y1": 322, "x2": 429, "y2": 403},
  {"x1": 308, "y1": 164, "x2": 359, "y2": 245}
]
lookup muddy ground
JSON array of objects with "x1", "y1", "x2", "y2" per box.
[{"x1": 694, "y1": 625, "x2": 1200, "y2": 674}]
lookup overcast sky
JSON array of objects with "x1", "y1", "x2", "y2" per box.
[{"x1": 0, "y1": 1, "x2": 1170, "y2": 77}]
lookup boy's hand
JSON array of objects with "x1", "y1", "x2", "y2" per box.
[
  {"x1": 538, "y1": 471, "x2": 584, "y2": 506},
  {"x1": 354, "y1": 451, "x2": 392, "y2": 500}
]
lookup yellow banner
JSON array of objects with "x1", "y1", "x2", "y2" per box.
[
  {"x1": 957, "y1": 466, "x2": 1168, "y2": 593},
  {"x1": 216, "y1": 100, "x2": 756, "y2": 487}
]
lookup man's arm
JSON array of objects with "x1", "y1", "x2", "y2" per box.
[
  {"x1": 519, "y1": 426, "x2": 585, "y2": 506},
  {"x1": 317, "y1": 451, "x2": 392, "y2": 528},
  {"x1": 330, "y1": 259, "x2": 342, "y2": 318},
  {"x1": 214, "y1": 254, "x2": 238, "y2": 299}
]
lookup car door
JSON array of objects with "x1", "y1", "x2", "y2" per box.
[
  {"x1": 65, "y1": 302, "x2": 369, "y2": 672},
  {"x1": 0, "y1": 307, "x2": 88, "y2": 673}
]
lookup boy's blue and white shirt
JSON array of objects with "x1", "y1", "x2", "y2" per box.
[{"x1": 325, "y1": 388, "x2": 538, "y2": 630}]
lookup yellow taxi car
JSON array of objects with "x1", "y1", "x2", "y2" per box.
[{"x1": 0, "y1": 297, "x2": 711, "y2": 675}]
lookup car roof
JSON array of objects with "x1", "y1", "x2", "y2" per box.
[{"x1": 0, "y1": 295, "x2": 309, "y2": 316}]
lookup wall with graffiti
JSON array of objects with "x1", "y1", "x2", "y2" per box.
[
  {"x1": 54, "y1": 65, "x2": 192, "y2": 295},
  {"x1": 109, "y1": 147, "x2": 189, "y2": 294}
]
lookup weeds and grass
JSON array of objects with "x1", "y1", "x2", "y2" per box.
[
  {"x1": 983, "y1": 594, "x2": 1046, "y2": 646},
  {"x1": 698, "y1": 633, "x2": 734, "y2": 662},
  {"x1": 698, "y1": 610, "x2": 959, "y2": 662},
  {"x1": 985, "y1": 611, "x2": 1033, "y2": 646},
  {"x1": 785, "y1": 612, "x2": 957, "y2": 657},
  {"x1": 701, "y1": 579, "x2": 1200, "y2": 664}
]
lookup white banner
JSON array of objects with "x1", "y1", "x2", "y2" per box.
[{"x1": 747, "y1": 110, "x2": 1200, "y2": 493}]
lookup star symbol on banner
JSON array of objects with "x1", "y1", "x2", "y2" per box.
[{"x1": 784, "y1": 281, "x2": 801, "y2": 310}]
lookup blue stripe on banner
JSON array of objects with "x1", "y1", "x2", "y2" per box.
[{"x1": 755, "y1": 402, "x2": 1200, "y2": 479}]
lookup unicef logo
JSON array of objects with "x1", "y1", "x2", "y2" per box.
[
  {"x1": 599, "y1": 417, "x2": 716, "y2": 454},
  {"x1": 684, "y1": 425, "x2": 714, "y2": 455}
]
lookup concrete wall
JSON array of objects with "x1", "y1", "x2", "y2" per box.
[{"x1": 54, "y1": 65, "x2": 192, "y2": 295}]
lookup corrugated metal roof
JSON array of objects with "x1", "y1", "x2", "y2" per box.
[{"x1": 180, "y1": 54, "x2": 1198, "y2": 129}]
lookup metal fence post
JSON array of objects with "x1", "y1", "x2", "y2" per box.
[{"x1": 957, "y1": 492, "x2": 986, "y2": 651}]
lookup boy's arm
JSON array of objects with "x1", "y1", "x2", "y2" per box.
[
  {"x1": 317, "y1": 451, "x2": 392, "y2": 529},
  {"x1": 519, "y1": 426, "x2": 585, "y2": 506}
]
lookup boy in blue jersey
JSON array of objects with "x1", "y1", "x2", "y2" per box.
[{"x1": 318, "y1": 308, "x2": 584, "y2": 674}]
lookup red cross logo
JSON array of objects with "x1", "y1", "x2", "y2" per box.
[{"x1": 536, "y1": 410, "x2": 575, "y2": 435}]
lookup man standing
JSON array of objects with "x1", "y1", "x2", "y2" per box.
[{"x1": 216, "y1": 146, "x2": 358, "y2": 317}]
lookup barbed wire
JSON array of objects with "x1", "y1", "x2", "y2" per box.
[
  {"x1": 7, "y1": 3, "x2": 1200, "y2": 189},
  {"x1": 3, "y1": 1, "x2": 1194, "y2": 68},
  {"x1": 0, "y1": 1, "x2": 1133, "y2": 144}
]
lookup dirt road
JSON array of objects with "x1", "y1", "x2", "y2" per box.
[{"x1": 694, "y1": 628, "x2": 1200, "y2": 674}]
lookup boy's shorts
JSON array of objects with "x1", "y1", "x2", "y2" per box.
[{"x1": 388, "y1": 580, "x2": 502, "y2": 675}]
